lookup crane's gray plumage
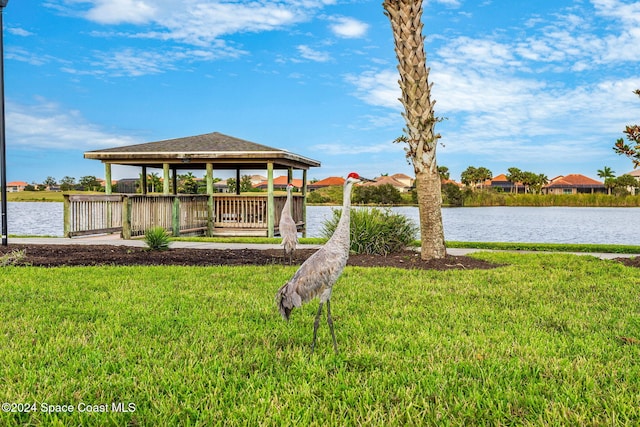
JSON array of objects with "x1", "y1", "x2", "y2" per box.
[
  {"x1": 279, "y1": 183, "x2": 298, "y2": 264},
  {"x1": 276, "y1": 173, "x2": 369, "y2": 352}
]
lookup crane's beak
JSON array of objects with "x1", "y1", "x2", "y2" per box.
[{"x1": 359, "y1": 177, "x2": 375, "y2": 183}]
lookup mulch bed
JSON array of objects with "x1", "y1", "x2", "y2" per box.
[
  {"x1": 0, "y1": 244, "x2": 500, "y2": 270},
  {"x1": 612, "y1": 257, "x2": 640, "y2": 268}
]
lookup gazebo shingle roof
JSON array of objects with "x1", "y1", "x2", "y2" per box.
[
  {"x1": 84, "y1": 132, "x2": 321, "y2": 170},
  {"x1": 90, "y1": 132, "x2": 277, "y2": 154}
]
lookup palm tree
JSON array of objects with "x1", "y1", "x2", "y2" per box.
[
  {"x1": 476, "y1": 167, "x2": 492, "y2": 190},
  {"x1": 437, "y1": 166, "x2": 450, "y2": 181},
  {"x1": 148, "y1": 172, "x2": 161, "y2": 193},
  {"x1": 613, "y1": 89, "x2": 640, "y2": 167},
  {"x1": 384, "y1": 0, "x2": 445, "y2": 260},
  {"x1": 597, "y1": 166, "x2": 615, "y2": 195},
  {"x1": 506, "y1": 167, "x2": 523, "y2": 194}
]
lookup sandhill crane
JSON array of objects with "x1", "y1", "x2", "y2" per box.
[
  {"x1": 276, "y1": 172, "x2": 372, "y2": 353},
  {"x1": 279, "y1": 183, "x2": 298, "y2": 264}
]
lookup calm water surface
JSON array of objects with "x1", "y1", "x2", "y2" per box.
[
  {"x1": 7, "y1": 202, "x2": 639, "y2": 245},
  {"x1": 8, "y1": 202, "x2": 65, "y2": 237},
  {"x1": 307, "y1": 206, "x2": 639, "y2": 245}
]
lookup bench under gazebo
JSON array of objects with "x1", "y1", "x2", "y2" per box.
[{"x1": 64, "y1": 132, "x2": 321, "y2": 238}]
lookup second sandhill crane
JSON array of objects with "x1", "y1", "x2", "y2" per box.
[
  {"x1": 279, "y1": 183, "x2": 298, "y2": 264},
  {"x1": 276, "y1": 172, "x2": 372, "y2": 353}
]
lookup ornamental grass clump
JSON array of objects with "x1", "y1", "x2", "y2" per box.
[
  {"x1": 321, "y1": 207, "x2": 418, "y2": 255},
  {"x1": 0, "y1": 249, "x2": 26, "y2": 266},
  {"x1": 144, "y1": 227, "x2": 170, "y2": 251}
]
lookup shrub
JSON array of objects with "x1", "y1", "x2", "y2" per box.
[
  {"x1": 321, "y1": 207, "x2": 418, "y2": 255},
  {"x1": 442, "y1": 182, "x2": 463, "y2": 207},
  {"x1": 144, "y1": 227, "x2": 170, "y2": 251},
  {"x1": 0, "y1": 249, "x2": 26, "y2": 266},
  {"x1": 353, "y1": 184, "x2": 403, "y2": 205},
  {"x1": 306, "y1": 191, "x2": 331, "y2": 204}
]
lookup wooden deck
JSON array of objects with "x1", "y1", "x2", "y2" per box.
[{"x1": 63, "y1": 193, "x2": 304, "y2": 238}]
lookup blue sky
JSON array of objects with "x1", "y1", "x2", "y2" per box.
[{"x1": 4, "y1": 0, "x2": 640, "y2": 184}]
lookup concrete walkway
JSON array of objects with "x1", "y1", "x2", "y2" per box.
[{"x1": 6, "y1": 236, "x2": 639, "y2": 259}]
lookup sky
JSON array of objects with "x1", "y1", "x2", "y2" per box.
[{"x1": 3, "y1": 0, "x2": 640, "y2": 184}]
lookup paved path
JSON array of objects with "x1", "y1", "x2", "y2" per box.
[{"x1": 6, "y1": 236, "x2": 639, "y2": 259}]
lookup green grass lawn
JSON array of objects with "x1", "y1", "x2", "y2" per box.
[{"x1": 1, "y1": 252, "x2": 639, "y2": 426}]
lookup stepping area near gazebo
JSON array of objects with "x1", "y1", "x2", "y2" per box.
[{"x1": 65, "y1": 132, "x2": 320, "y2": 239}]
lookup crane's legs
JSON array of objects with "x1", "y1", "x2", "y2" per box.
[
  {"x1": 310, "y1": 301, "x2": 338, "y2": 354},
  {"x1": 283, "y1": 249, "x2": 292, "y2": 265},
  {"x1": 326, "y1": 300, "x2": 338, "y2": 353},
  {"x1": 311, "y1": 302, "x2": 323, "y2": 353}
]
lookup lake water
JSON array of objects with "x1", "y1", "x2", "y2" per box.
[{"x1": 6, "y1": 202, "x2": 639, "y2": 245}]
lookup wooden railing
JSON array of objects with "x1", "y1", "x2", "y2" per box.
[
  {"x1": 64, "y1": 194, "x2": 124, "y2": 237},
  {"x1": 127, "y1": 195, "x2": 209, "y2": 237},
  {"x1": 214, "y1": 195, "x2": 267, "y2": 228},
  {"x1": 64, "y1": 194, "x2": 304, "y2": 238}
]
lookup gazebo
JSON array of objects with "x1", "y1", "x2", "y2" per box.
[{"x1": 64, "y1": 132, "x2": 321, "y2": 238}]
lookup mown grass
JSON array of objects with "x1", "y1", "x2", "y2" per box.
[
  {"x1": 463, "y1": 192, "x2": 640, "y2": 207},
  {"x1": 446, "y1": 240, "x2": 640, "y2": 254},
  {"x1": 1, "y1": 253, "x2": 639, "y2": 425},
  {"x1": 4, "y1": 191, "x2": 100, "y2": 203},
  {"x1": 173, "y1": 236, "x2": 327, "y2": 245},
  {"x1": 173, "y1": 237, "x2": 640, "y2": 254}
]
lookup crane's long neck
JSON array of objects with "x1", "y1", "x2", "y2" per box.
[
  {"x1": 329, "y1": 181, "x2": 354, "y2": 249},
  {"x1": 284, "y1": 187, "x2": 292, "y2": 212}
]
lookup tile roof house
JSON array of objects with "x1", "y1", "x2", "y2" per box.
[
  {"x1": 615, "y1": 170, "x2": 640, "y2": 195},
  {"x1": 253, "y1": 175, "x2": 303, "y2": 190},
  {"x1": 441, "y1": 178, "x2": 463, "y2": 187},
  {"x1": 362, "y1": 175, "x2": 412, "y2": 193},
  {"x1": 490, "y1": 173, "x2": 525, "y2": 193},
  {"x1": 7, "y1": 181, "x2": 28, "y2": 192},
  {"x1": 391, "y1": 173, "x2": 414, "y2": 188},
  {"x1": 626, "y1": 169, "x2": 640, "y2": 180},
  {"x1": 308, "y1": 176, "x2": 345, "y2": 191},
  {"x1": 542, "y1": 174, "x2": 606, "y2": 195}
]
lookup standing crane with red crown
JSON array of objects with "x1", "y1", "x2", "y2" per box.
[
  {"x1": 279, "y1": 183, "x2": 298, "y2": 264},
  {"x1": 276, "y1": 172, "x2": 373, "y2": 353}
]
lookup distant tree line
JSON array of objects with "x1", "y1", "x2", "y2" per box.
[{"x1": 25, "y1": 175, "x2": 104, "y2": 192}]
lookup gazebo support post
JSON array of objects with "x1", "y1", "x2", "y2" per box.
[
  {"x1": 206, "y1": 163, "x2": 214, "y2": 237},
  {"x1": 141, "y1": 166, "x2": 147, "y2": 194},
  {"x1": 121, "y1": 195, "x2": 131, "y2": 239},
  {"x1": 171, "y1": 166, "x2": 178, "y2": 195},
  {"x1": 104, "y1": 163, "x2": 112, "y2": 195},
  {"x1": 287, "y1": 167, "x2": 293, "y2": 184},
  {"x1": 172, "y1": 196, "x2": 180, "y2": 237},
  {"x1": 302, "y1": 169, "x2": 308, "y2": 237},
  {"x1": 104, "y1": 163, "x2": 113, "y2": 230},
  {"x1": 163, "y1": 163, "x2": 170, "y2": 195},
  {"x1": 235, "y1": 169, "x2": 241, "y2": 195},
  {"x1": 267, "y1": 161, "x2": 274, "y2": 237}
]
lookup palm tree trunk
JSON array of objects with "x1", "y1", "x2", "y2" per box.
[
  {"x1": 415, "y1": 169, "x2": 446, "y2": 259},
  {"x1": 384, "y1": 0, "x2": 446, "y2": 259}
]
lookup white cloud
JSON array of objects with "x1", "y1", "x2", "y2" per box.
[
  {"x1": 311, "y1": 141, "x2": 399, "y2": 155},
  {"x1": 7, "y1": 98, "x2": 141, "y2": 150},
  {"x1": 328, "y1": 17, "x2": 368, "y2": 38},
  {"x1": 60, "y1": 42, "x2": 245, "y2": 77},
  {"x1": 438, "y1": 37, "x2": 522, "y2": 70},
  {"x1": 84, "y1": 0, "x2": 157, "y2": 24},
  {"x1": 511, "y1": 1, "x2": 640, "y2": 69},
  {"x1": 345, "y1": 69, "x2": 402, "y2": 110},
  {"x1": 297, "y1": 45, "x2": 331, "y2": 62},
  {"x1": 344, "y1": 62, "x2": 640, "y2": 167},
  {"x1": 592, "y1": 0, "x2": 640, "y2": 25},
  {"x1": 8, "y1": 27, "x2": 35, "y2": 37},
  {"x1": 47, "y1": 0, "x2": 341, "y2": 75},
  {"x1": 69, "y1": 0, "x2": 334, "y2": 46},
  {"x1": 5, "y1": 47, "x2": 61, "y2": 66},
  {"x1": 426, "y1": 0, "x2": 461, "y2": 7}
]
